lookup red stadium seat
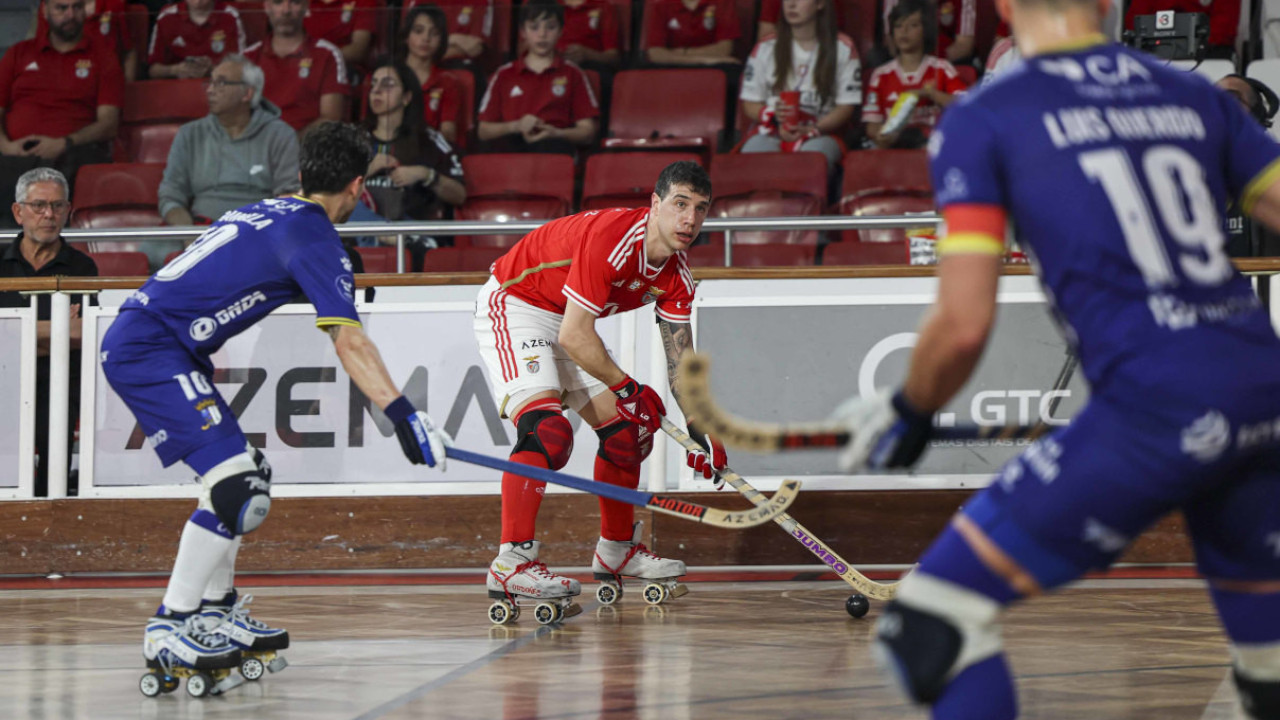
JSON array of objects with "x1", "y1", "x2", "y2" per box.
[
  {"x1": 71, "y1": 163, "x2": 165, "y2": 230},
  {"x1": 844, "y1": 194, "x2": 936, "y2": 244},
  {"x1": 821, "y1": 239, "x2": 909, "y2": 265},
  {"x1": 121, "y1": 79, "x2": 208, "y2": 125},
  {"x1": 709, "y1": 152, "x2": 827, "y2": 244},
  {"x1": 449, "y1": 68, "x2": 476, "y2": 151},
  {"x1": 580, "y1": 152, "x2": 701, "y2": 210},
  {"x1": 121, "y1": 122, "x2": 182, "y2": 163},
  {"x1": 354, "y1": 246, "x2": 411, "y2": 273},
  {"x1": 420, "y1": 246, "x2": 506, "y2": 273},
  {"x1": 456, "y1": 154, "x2": 575, "y2": 247},
  {"x1": 603, "y1": 69, "x2": 726, "y2": 150},
  {"x1": 840, "y1": 149, "x2": 931, "y2": 201},
  {"x1": 685, "y1": 243, "x2": 816, "y2": 267},
  {"x1": 89, "y1": 251, "x2": 152, "y2": 276}
]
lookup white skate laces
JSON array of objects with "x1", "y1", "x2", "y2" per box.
[{"x1": 146, "y1": 614, "x2": 233, "y2": 672}]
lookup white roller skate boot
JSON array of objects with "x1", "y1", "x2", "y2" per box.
[
  {"x1": 200, "y1": 590, "x2": 290, "y2": 682},
  {"x1": 140, "y1": 607, "x2": 243, "y2": 698},
  {"x1": 592, "y1": 522, "x2": 688, "y2": 606},
  {"x1": 487, "y1": 540, "x2": 582, "y2": 626}
]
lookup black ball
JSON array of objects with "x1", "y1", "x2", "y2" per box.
[{"x1": 845, "y1": 593, "x2": 870, "y2": 619}]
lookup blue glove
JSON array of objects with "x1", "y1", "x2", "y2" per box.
[
  {"x1": 385, "y1": 396, "x2": 452, "y2": 469},
  {"x1": 832, "y1": 390, "x2": 933, "y2": 472}
]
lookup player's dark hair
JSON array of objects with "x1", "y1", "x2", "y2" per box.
[
  {"x1": 400, "y1": 4, "x2": 449, "y2": 65},
  {"x1": 889, "y1": 0, "x2": 938, "y2": 56},
  {"x1": 773, "y1": 0, "x2": 838, "y2": 108},
  {"x1": 655, "y1": 161, "x2": 712, "y2": 200},
  {"x1": 520, "y1": 0, "x2": 563, "y2": 28},
  {"x1": 1222, "y1": 74, "x2": 1279, "y2": 128},
  {"x1": 299, "y1": 122, "x2": 374, "y2": 195}
]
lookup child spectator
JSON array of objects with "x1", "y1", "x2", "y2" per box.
[
  {"x1": 401, "y1": 0, "x2": 493, "y2": 65},
  {"x1": 148, "y1": 0, "x2": 246, "y2": 79},
  {"x1": 881, "y1": 0, "x2": 974, "y2": 64},
  {"x1": 401, "y1": 4, "x2": 461, "y2": 144}
]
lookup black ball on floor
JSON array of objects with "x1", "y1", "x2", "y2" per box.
[{"x1": 845, "y1": 593, "x2": 870, "y2": 619}]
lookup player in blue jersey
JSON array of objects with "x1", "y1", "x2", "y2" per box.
[
  {"x1": 101, "y1": 122, "x2": 452, "y2": 692},
  {"x1": 829, "y1": 0, "x2": 1280, "y2": 717}
]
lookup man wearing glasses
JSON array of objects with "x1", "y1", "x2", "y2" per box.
[
  {"x1": 0, "y1": 168, "x2": 98, "y2": 496},
  {"x1": 159, "y1": 55, "x2": 300, "y2": 226}
]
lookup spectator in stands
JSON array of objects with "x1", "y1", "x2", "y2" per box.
[
  {"x1": 304, "y1": 0, "x2": 375, "y2": 69},
  {"x1": 477, "y1": 0, "x2": 598, "y2": 154},
  {"x1": 558, "y1": 0, "x2": 619, "y2": 68},
  {"x1": 1217, "y1": 74, "x2": 1278, "y2": 256},
  {"x1": 402, "y1": 0, "x2": 493, "y2": 65},
  {"x1": 0, "y1": 0, "x2": 123, "y2": 229},
  {"x1": 1125, "y1": 0, "x2": 1239, "y2": 59},
  {"x1": 31, "y1": 0, "x2": 138, "y2": 80},
  {"x1": 246, "y1": 0, "x2": 348, "y2": 132},
  {"x1": 881, "y1": 0, "x2": 974, "y2": 64},
  {"x1": 401, "y1": 4, "x2": 461, "y2": 144},
  {"x1": 148, "y1": 0, "x2": 246, "y2": 79},
  {"x1": 758, "y1": 0, "x2": 843, "y2": 42},
  {"x1": 158, "y1": 54, "x2": 300, "y2": 225},
  {"x1": 0, "y1": 168, "x2": 98, "y2": 496},
  {"x1": 863, "y1": 0, "x2": 965, "y2": 149},
  {"x1": 740, "y1": 0, "x2": 859, "y2": 171},
  {"x1": 644, "y1": 0, "x2": 740, "y2": 66},
  {"x1": 363, "y1": 58, "x2": 465, "y2": 222}
]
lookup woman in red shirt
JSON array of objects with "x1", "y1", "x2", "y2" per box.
[{"x1": 400, "y1": 4, "x2": 461, "y2": 145}]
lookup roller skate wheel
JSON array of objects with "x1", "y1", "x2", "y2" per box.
[
  {"x1": 595, "y1": 582, "x2": 620, "y2": 606},
  {"x1": 488, "y1": 600, "x2": 515, "y2": 625},
  {"x1": 161, "y1": 676, "x2": 179, "y2": 693},
  {"x1": 240, "y1": 656, "x2": 265, "y2": 681},
  {"x1": 186, "y1": 673, "x2": 211, "y2": 698},
  {"x1": 139, "y1": 673, "x2": 162, "y2": 697},
  {"x1": 845, "y1": 593, "x2": 870, "y2": 619},
  {"x1": 533, "y1": 602, "x2": 558, "y2": 625},
  {"x1": 642, "y1": 583, "x2": 667, "y2": 605}
]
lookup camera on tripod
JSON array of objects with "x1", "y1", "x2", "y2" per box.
[{"x1": 1123, "y1": 10, "x2": 1209, "y2": 60}]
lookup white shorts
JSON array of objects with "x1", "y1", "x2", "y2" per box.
[{"x1": 474, "y1": 276, "x2": 611, "y2": 418}]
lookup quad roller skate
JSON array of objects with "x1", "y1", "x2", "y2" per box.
[
  {"x1": 139, "y1": 610, "x2": 244, "y2": 698},
  {"x1": 592, "y1": 523, "x2": 688, "y2": 606},
  {"x1": 200, "y1": 590, "x2": 290, "y2": 681},
  {"x1": 487, "y1": 540, "x2": 582, "y2": 626}
]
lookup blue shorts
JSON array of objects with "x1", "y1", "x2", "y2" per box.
[
  {"x1": 101, "y1": 310, "x2": 245, "y2": 473},
  {"x1": 963, "y1": 388, "x2": 1280, "y2": 587}
]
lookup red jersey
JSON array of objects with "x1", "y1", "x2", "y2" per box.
[
  {"x1": 882, "y1": 0, "x2": 975, "y2": 57},
  {"x1": 402, "y1": 0, "x2": 492, "y2": 40},
  {"x1": 0, "y1": 32, "x2": 124, "y2": 139},
  {"x1": 862, "y1": 55, "x2": 966, "y2": 131},
  {"x1": 478, "y1": 55, "x2": 598, "y2": 128},
  {"x1": 304, "y1": 0, "x2": 377, "y2": 49},
  {"x1": 559, "y1": 0, "x2": 618, "y2": 53},
  {"x1": 36, "y1": 0, "x2": 133, "y2": 57},
  {"x1": 493, "y1": 207, "x2": 695, "y2": 323},
  {"x1": 420, "y1": 67, "x2": 461, "y2": 130},
  {"x1": 644, "y1": 0, "x2": 738, "y2": 50},
  {"x1": 148, "y1": 2, "x2": 245, "y2": 66},
  {"x1": 245, "y1": 36, "x2": 348, "y2": 130}
]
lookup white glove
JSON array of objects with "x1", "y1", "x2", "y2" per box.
[
  {"x1": 394, "y1": 409, "x2": 454, "y2": 470},
  {"x1": 831, "y1": 390, "x2": 934, "y2": 472}
]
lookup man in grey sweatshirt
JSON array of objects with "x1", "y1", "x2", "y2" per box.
[{"x1": 159, "y1": 54, "x2": 300, "y2": 226}]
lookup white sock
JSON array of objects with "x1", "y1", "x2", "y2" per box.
[
  {"x1": 203, "y1": 536, "x2": 242, "y2": 602},
  {"x1": 161, "y1": 518, "x2": 235, "y2": 614}
]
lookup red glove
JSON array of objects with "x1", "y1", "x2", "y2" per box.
[
  {"x1": 610, "y1": 376, "x2": 666, "y2": 433},
  {"x1": 686, "y1": 422, "x2": 727, "y2": 480}
]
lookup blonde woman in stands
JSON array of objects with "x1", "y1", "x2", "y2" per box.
[{"x1": 739, "y1": 0, "x2": 860, "y2": 172}]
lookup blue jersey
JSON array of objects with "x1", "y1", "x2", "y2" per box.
[
  {"x1": 118, "y1": 196, "x2": 361, "y2": 361},
  {"x1": 930, "y1": 39, "x2": 1280, "y2": 403}
]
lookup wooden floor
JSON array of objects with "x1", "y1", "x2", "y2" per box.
[{"x1": 0, "y1": 577, "x2": 1246, "y2": 719}]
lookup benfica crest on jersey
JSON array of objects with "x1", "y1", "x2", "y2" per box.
[
  {"x1": 524, "y1": 355, "x2": 541, "y2": 373},
  {"x1": 641, "y1": 286, "x2": 665, "y2": 304}
]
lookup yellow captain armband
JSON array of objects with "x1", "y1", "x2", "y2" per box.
[
  {"x1": 935, "y1": 233, "x2": 1005, "y2": 256},
  {"x1": 1242, "y1": 157, "x2": 1280, "y2": 216},
  {"x1": 316, "y1": 317, "x2": 363, "y2": 331}
]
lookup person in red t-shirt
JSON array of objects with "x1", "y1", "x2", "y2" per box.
[
  {"x1": 245, "y1": 0, "x2": 347, "y2": 132},
  {"x1": 881, "y1": 0, "x2": 975, "y2": 63},
  {"x1": 0, "y1": 0, "x2": 123, "y2": 216},
  {"x1": 401, "y1": 4, "x2": 461, "y2": 144},
  {"x1": 401, "y1": 0, "x2": 492, "y2": 63},
  {"x1": 33, "y1": 0, "x2": 137, "y2": 80},
  {"x1": 863, "y1": 0, "x2": 966, "y2": 149},
  {"x1": 304, "y1": 0, "x2": 375, "y2": 68},
  {"x1": 474, "y1": 161, "x2": 727, "y2": 617},
  {"x1": 644, "y1": 0, "x2": 740, "y2": 66},
  {"x1": 148, "y1": 0, "x2": 246, "y2": 79},
  {"x1": 558, "y1": 0, "x2": 619, "y2": 68},
  {"x1": 477, "y1": 0, "x2": 598, "y2": 154},
  {"x1": 1124, "y1": 0, "x2": 1240, "y2": 58}
]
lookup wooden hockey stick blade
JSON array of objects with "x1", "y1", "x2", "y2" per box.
[
  {"x1": 680, "y1": 353, "x2": 1061, "y2": 450},
  {"x1": 662, "y1": 419, "x2": 899, "y2": 600},
  {"x1": 445, "y1": 447, "x2": 801, "y2": 529}
]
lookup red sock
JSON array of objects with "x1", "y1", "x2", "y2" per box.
[
  {"x1": 595, "y1": 455, "x2": 639, "y2": 541},
  {"x1": 501, "y1": 450, "x2": 548, "y2": 544}
]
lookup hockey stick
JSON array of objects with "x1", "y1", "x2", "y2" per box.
[
  {"x1": 677, "y1": 353, "x2": 1068, "y2": 453},
  {"x1": 445, "y1": 447, "x2": 801, "y2": 529},
  {"x1": 662, "y1": 419, "x2": 899, "y2": 600}
]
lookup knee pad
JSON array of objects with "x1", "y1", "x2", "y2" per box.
[
  {"x1": 200, "y1": 453, "x2": 271, "y2": 536},
  {"x1": 514, "y1": 408, "x2": 574, "y2": 470},
  {"x1": 596, "y1": 418, "x2": 653, "y2": 468},
  {"x1": 874, "y1": 573, "x2": 1004, "y2": 704},
  {"x1": 1234, "y1": 644, "x2": 1280, "y2": 719}
]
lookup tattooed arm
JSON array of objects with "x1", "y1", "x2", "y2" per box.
[{"x1": 657, "y1": 318, "x2": 696, "y2": 419}]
